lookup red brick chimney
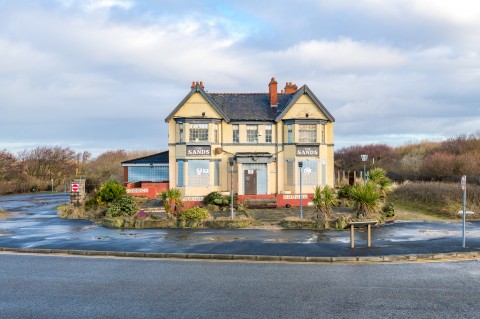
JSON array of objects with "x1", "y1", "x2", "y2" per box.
[
  {"x1": 269, "y1": 77, "x2": 278, "y2": 107},
  {"x1": 191, "y1": 81, "x2": 205, "y2": 89},
  {"x1": 284, "y1": 82, "x2": 298, "y2": 94}
]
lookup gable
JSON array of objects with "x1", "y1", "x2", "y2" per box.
[
  {"x1": 165, "y1": 84, "x2": 229, "y2": 122},
  {"x1": 173, "y1": 92, "x2": 223, "y2": 119},
  {"x1": 275, "y1": 85, "x2": 335, "y2": 122},
  {"x1": 282, "y1": 94, "x2": 329, "y2": 120}
]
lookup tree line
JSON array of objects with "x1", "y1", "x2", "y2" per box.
[
  {"x1": 335, "y1": 132, "x2": 480, "y2": 184},
  {"x1": 0, "y1": 147, "x2": 155, "y2": 195}
]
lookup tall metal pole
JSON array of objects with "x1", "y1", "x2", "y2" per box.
[
  {"x1": 299, "y1": 161, "x2": 303, "y2": 219},
  {"x1": 363, "y1": 164, "x2": 366, "y2": 185},
  {"x1": 361, "y1": 155, "x2": 368, "y2": 185},
  {"x1": 462, "y1": 175, "x2": 467, "y2": 248},
  {"x1": 229, "y1": 158, "x2": 234, "y2": 220}
]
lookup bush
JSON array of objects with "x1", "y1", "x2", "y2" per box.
[
  {"x1": 337, "y1": 185, "x2": 352, "y2": 199},
  {"x1": 178, "y1": 206, "x2": 210, "y2": 227},
  {"x1": 312, "y1": 185, "x2": 338, "y2": 220},
  {"x1": 382, "y1": 203, "x2": 395, "y2": 217},
  {"x1": 96, "y1": 181, "x2": 126, "y2": 204},
  {"x1": 106, "y1": 195, "x2": 137, "y2": 217},
  {"x1": 203, "y1": 191, "x2": 231, "y2": 207},
  {"x1": 160, "y1": 188, "x2": 183, "y2": 217},
  {"x1": 349, "y1": 182, "x2": 382, "y2": 218}
]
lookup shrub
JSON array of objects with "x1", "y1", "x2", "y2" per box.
[
  {"x1": 106, "y1": 195, "x2": 137, "y2": 217},
  {"x1": 382, "y1": 202, "x2": 395, "y2": 217},
  {"x1": 367, "y1": 168, "x2": 393, "y2": 198},
  {"x1": 337, "y1": 185, "x2": 352, "y2": 199},
  {"x1": 178, "y1": 206, "x2": 210, "y2": 228},
  {"x1": 349, "y1": 182, "x2": 382, "y2": 218},
  {"x1": 160, "y1": 188, "x2": 183, "y2": 218},
  {"x1": 96, "y1": 181, "x2": 126, "y2": 204},
  {"x1": 312, "y1": 185, "x2": 338, "y2": 220},
  {"x1": 203, "y1": 191, "x2": 230, "y2": 207}
]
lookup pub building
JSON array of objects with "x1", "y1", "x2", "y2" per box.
[{"x1": 162, "y1": 78, "x2": 335, "y2": 207}]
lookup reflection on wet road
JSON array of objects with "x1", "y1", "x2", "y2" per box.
[{"x1": 1, "y1": 193, "x2": 479, "y2": 257}]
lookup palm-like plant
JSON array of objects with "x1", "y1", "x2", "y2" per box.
[
  {"x1": 160, "y1": 188, "x2": 183, "y2": 218},
  {"x1": 348, "y1": 182, "x2": 381, "y2": 218},
  {"x1": 367, "y1": 167, "x2": 392, "y2": 198},
  {"x1": 312, "y1": 185, "x2": 338, "y2": 221}
]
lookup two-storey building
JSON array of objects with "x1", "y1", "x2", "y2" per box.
[{"x1": 165, "y1": 78, "x2": 335, "y2": 206}]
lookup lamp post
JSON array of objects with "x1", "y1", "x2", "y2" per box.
[
  {"x1": 228, "y1": 157, "x2": 234, "y2": 220},
  {"x1": 361, "y1": 155, "x2": 368, "y2": 185},
  {"x1": 298, "y1": 161, "x2": 303, "y2": 219}
]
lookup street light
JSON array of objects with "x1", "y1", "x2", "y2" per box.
[
  {"x1": 361, "y1": 155, "x2": 368, "y2": 185},
  {"x1": 298, "y1": 161, "x2": 303, "y2": 219},
  {"x1": 228, "y1": 157, "x2": 235, "y2": 220}
]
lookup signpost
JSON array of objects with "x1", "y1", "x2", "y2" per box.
[{"x1": 461, "y1": 175, "x2": 466, "y2": 248}]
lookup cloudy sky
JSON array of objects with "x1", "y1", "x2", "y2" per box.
[{"x1": 1, "y1": 0, "x2": 479, "y2": 156}]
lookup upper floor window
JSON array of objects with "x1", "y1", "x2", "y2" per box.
[
  {"x1": 265, "y1": 124, "x2": 272, "y2": 143},
  {"x1": 179, "y1": 123, "x2": 184, "y2": 143},
  {"x1": 299, "y1": 124, "x2": 316, "y2": 143},
  {"x1": 233, "y1": 124, "x2": 239, "y2": 143},
  {"x1": 189, "y1": 123, "x2": 208, "y2": 142},
  {"x1": 321, "y1": 124, "x2": 325, "y2": 143},
  {"x1": 213, "y1": 123, "x2": 219, "y2": 143},
  {"x1": 247, "y1": 125, "x2": 258, "y2": 143},
  {"x1": 287, "y1": 124, "x2": 293, "y2": 143}
]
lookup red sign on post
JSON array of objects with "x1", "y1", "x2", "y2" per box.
[{"x1": 71, "y1": 183, "x2": 79, "y2": 192}]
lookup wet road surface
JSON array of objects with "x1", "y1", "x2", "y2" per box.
[{"x1": 1, "y1": 193, "x2": 479, "y2": 257}]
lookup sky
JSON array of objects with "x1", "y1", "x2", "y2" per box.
[{"x1": 1, "y1": 0, "x2": 479, "y2": 156}]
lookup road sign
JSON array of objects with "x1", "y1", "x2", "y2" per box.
[
  {"x1": 461, "y1": 175, "x2": 466, "y2": 191},
  {"x1": 71, "y1": 183, "x2": 79, "y2": 192}
]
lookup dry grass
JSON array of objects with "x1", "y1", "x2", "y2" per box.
[{"x1": 390, "y1": 181, "x2": 480, "y2": 219}]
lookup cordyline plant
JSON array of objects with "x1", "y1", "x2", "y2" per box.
[
  {"x1": 367, "y1": 167, "x2": 393, "y2": 198},
  {"x1": 349, "y1": 182, "x2": 382, "y2": 218},
  {"x1": 160, "y1": 188, "x2": 183, "y2": 218},
  {"x1": 312, "y1": 185, "x2": 339, "y2": 221}
]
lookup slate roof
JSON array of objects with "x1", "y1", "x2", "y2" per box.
[
  {"x1": 121, "y1": 151, "x2": 169, "y2": 165},
  {"x1": 165, "y1": 83, "x2": 335, "y2": 123},
  {"x1": 208, "y1": 93, "x2": 294, "y2": 121}
]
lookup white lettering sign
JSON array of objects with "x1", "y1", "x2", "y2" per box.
[
  {"x1": 283, "y1": 194, "x2": 308, "y2": 199},
  {"x1": 296, "y1": 146, "x2": 319, "y2": 156},
  {"x1": 126, "y1": 188, "x2": 149, "y2": 194},
  {"x1": 184, "y1": 196, "x2": 205, "y2": 202}
]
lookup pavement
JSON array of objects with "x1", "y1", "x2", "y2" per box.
[{"x1": 1, "y1": 193, "x2": 480, "y2": 263}]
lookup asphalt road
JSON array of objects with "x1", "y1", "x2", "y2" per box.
[{"x1": 1, "y1": 253, "x2": 479, "y2": 319}]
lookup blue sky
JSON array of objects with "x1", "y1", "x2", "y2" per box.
[{"x1": 1, "y1": 0, "x2": 479, "y2": 156}]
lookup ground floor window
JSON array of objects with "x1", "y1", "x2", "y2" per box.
[
  {"x1": 177, "y1": 161, "x2": 184, "y2": 187},
  {"x1": 188, "y1": 160, "x2": 210, "y2": 187},
  {"x1": 300, "y1": 160, "x2": 318, "y2": 185},
  {"x1": 128, "y1": 166, "x2": 169, "y2": 183},
  {"x1": 286, "y1": 160, "x2": 294, "y2": 186}
]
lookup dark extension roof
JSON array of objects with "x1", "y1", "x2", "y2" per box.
[
  {"x1": 165, "y1": 83, "x2": 335, "y2": 123},
  {"x1": 121, "y1": 151, "x2": 169, "y2": 165}
]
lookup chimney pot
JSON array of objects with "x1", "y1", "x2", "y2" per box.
[{"x1": 191, "y1": 81, "x2": 195, "y2": 89}]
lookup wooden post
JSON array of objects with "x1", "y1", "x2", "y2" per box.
[
  {"x1": 367, "y1": 224, "x2": 372, "y2": 247},
  {"x1": 350, "y1": 224, "x2": 355, "y2": 249}
]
